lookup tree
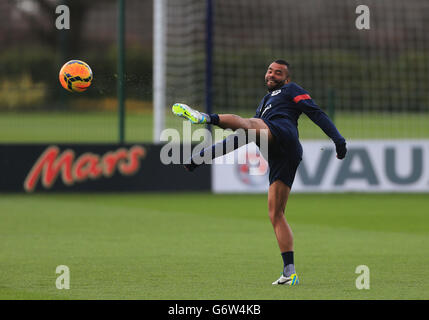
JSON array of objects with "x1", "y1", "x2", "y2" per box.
[{"x1": 10, "y1": 0, "x2": 114, "y2": 57}]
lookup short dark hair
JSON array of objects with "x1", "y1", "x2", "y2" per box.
[
  {"x1": 273, "y1": 59, "x2": 290, "y2": 78},
  {"x1": 274, "y1": 59, "x2": 290, "y2": 68}
]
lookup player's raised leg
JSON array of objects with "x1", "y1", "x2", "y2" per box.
[
  {"x1": 172, "y1": 103, "x2": 274, "y2": 143},
  {"x1": 269, "y1": 180, "x2": 299, "y2": 286},
  {"x1": 172, "y1": 103, "x2": 208, "y2": 124}
]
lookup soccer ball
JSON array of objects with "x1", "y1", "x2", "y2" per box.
[{"x1": 59, "y1": 60, "x2": 93, "y2": 93}]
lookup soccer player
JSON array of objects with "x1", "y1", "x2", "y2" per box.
[{"x1": 172, "y1": 60, "x2": 347, "y2": 286}]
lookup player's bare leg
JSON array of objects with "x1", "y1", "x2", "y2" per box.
[
  {"x1": 268, "y1": 180, "x2": 293, "y2": 252},
  {"x1": 269, "y1": 180, "x2": 299, "y2": 285},
  {"x1": 172, "y1": 103, "x2": 274, "y2": 143},
  {"x1": 217, "y1": 114, "x2": 274, "y2": 144}
]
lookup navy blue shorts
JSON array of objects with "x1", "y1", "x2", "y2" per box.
[{"x1": 262, "y1": 117, "x2": 303, "y2": 188}]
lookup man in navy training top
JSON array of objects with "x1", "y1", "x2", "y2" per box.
[{"x1": 172, "y1": 59, "x2": 347, "y2": 286}]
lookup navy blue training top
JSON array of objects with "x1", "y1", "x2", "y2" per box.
[{"x1": 254, "y1": 82, "x2": 345, "y2": 145}]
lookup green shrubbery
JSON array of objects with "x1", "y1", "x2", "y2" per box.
[
  {"x1": 0, "y1": 45, "x2": 153, "y2": 110},
  {"x1": 1, "y1": 45, "x2": 428, "y2": 113},
  {"x1": 213, "y1": 49, "x2": 429, "y2": 113}
]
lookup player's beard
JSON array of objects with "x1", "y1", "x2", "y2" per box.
[{"x1": 265, "y1": 78, "x2": 285, "y2": 92}]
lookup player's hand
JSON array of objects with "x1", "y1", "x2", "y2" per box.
[{"x1": 335, "y1": 142, "x2": 347, "y2": 159}]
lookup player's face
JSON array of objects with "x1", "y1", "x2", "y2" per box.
[{"x1": 265, "y1": 62, "x2": 288, "y2": 91}]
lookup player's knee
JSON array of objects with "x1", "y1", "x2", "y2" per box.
[
  {"x1": 246, "y1": 118, "x2": 271, "y2": 142},
  {"x1": 268, "y1": 208, "x2": 284, "y2": 223}
]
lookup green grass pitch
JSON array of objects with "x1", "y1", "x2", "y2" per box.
[
  {"x1": 0, "y1": 111, "x2": 429, "y2": 142},
  {"x1": 1, "y1": 192, "x2": 428, "y2": 300}
]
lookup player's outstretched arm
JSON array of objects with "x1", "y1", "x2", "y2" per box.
[
  {"x1": 300, "y1": 102, "x2": 347, "y2": 159},
  {"x1": 307, "y1": 108, "x2": 347, "y2": 159},
  {"x1": 308, "y1": 109, "x2": 347, "y2": 159}
]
